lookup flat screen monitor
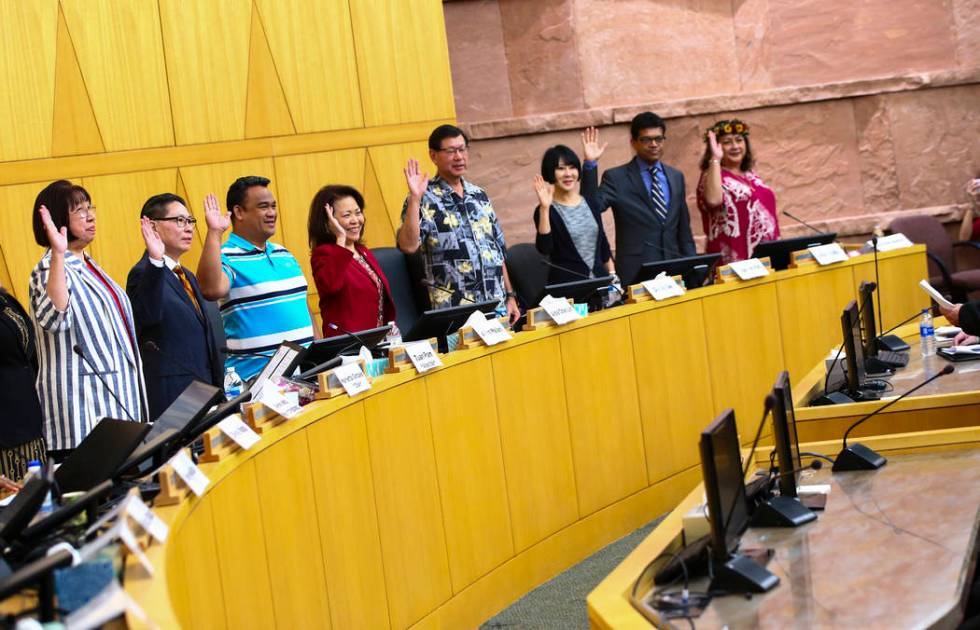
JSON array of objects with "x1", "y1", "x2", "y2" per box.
[
  {"x1": 840, "y1": 300, "x2": 867, "y2": 395},
  {"x1": 858, "y1": 281, "x2": 879, "y2": 359},
  {"x1": 55, "y1": 418, "x2": 151, "y2": 493},
  {"x1": 542, "y1": 275, "x2": 614, "y2": 304},
  {"x1": 700, "y1": 408, "x2": 750, "y2": 559},
  {"x1": 752, "y1": 233, "x2": 838, "y2": 271},
  {"x1": 300, "y1": 325, "x2": 391, "y2": 371},
  {"x1": 771, "y1": 371, "x2": 802, "y2": 499},
  {"x1": 0, "y1": 476, "x2": 50, "y2": 546},
  {"x1": 634, "y1": 254, "x2": 722, "y2": 289},
  {"x1": 403, "y1": 300, "x2": 499, "y2": 345}
]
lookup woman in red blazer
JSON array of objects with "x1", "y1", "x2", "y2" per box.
[{"x1": 308, "y1": 185, "x2": 395, "y2": 336}]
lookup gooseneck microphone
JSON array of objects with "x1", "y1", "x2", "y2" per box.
[
  {"x1": 420, "y1": 279, "x2": 475, "y2": 304},
  {"x1": 781, "y1": 211, "x2": 824, "y2": 236},
  {"x1": 833, "y1": 363, "x2": 955, "y2": 471},
  {"x1": 72, "y1": 345, "x2": 137, "y2": 422},
  {"x1": 769, "y1": 459, "x2": 822, "y2": 484},
  {"x1": 326, "y1": 322, "x2": 379, "y2": 354},
  {"x1": 219, "y1": 346, "x2": 275, "y2": 359},
  {"x1": 878, "y1": 309, "x2": 926, "y2": 337}
]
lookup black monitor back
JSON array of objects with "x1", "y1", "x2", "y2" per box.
[
  {"x1": 300, "y1": 325, "x2": 390, "y2": 371},
  {"x1": 403, "y1": 300, "x2": 499, "y2": 343},
  {"x1": 55, "y1": 418, "x2": 151, "y2": 493},
  {"x1": 858, "y1": 281, "x2": 879, "y2": 358},
  {"x1": 700, "y1": 409, "x2": 749, "y2": 559},
  {"x1": 752, "y1": 233, "x2": 837, "y2": 271},
  {"x1": 0, "y1": 475, "x2": 51, "y2": 545},
  {"x1": 771, "y1": 371, "x2": 802, "y2": 498},
  {"x1": 840, "y1": 300, "x2": 866, "y2": 394},
  {"x1": 635, "y1": 253, "x2": 722, "y2": 288},
  {"x1": 543, "y1": 275, "x2": 613, "y2": 304}
]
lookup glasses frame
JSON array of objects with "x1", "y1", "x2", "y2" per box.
[{"x1": 154, "y1": 215, "x2": 198, "y2": 228}]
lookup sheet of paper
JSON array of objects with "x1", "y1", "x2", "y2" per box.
[
  {"x1": 640, "y1": 273, "x2": 685, "y2": 301},
  {"x1": 873, "y1": 233, "x2": 914, "y2": 252},
  {"x1": 169, "y1": 450, "x2": 210, "y2": 496},
  {"x1": 728, "y1": 258, "x2": 769, "y2": 280},
  {"x1": 257, "y1": 381, "x2": 302, "y2": 419},
  {"x1": 332, "y1": 362, "x2": 372, "y2": 396},
  {"x1": 217, "y1": 414, "x2": 261, "y2": 450},
  {"x1": 808, "y1": 243, "x2": 848, "y2": 265},
  {"x1": 539, "y1": 294, "x2": 582, "y2": 325},
  {"x1": 125, "y1": 495, "x2": 169, "y2": 543},
  {"x1": 463, "y1": 310, "x2": 512, "y2": 345},
  {"x1": 404, "y1": 341, "x2": 443, "y2": 373},
  {"x1": 918, "y1": 279, "x2": 955, "y2": 309}
]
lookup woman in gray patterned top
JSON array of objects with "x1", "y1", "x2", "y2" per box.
[{"x1": 532, "y1": 128, "x2": 617, "y2": 286}]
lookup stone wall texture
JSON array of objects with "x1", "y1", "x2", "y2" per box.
[{"x1": 442, "y1": 0, "x2": 980, "y2": 250}]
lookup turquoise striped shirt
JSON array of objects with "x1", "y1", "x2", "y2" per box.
[{"x1": 219, "y1": 233, "x2": 313, "y2": 379}]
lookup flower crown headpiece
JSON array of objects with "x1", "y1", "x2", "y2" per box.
[{"x1": 704, "y1": 119, "x2": 749, "y2": 141}]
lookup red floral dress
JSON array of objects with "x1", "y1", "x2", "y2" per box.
[{"x1": 696, "y1": 169, "x2": 779, "y2": 264}]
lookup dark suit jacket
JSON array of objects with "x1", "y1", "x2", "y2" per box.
[
  {"x1": 127, "y1": 253, "x2": 224, "y2": 420},
  {"x1": 961, "y1": 300, "x2": 980, "y2": 336},
  {"x1": 533, "y1": 166, "x2": 613, "y2": 284},
  {"x1": 0, "y1": 290, "x2": 43, "y2": 448},
  {"x1": 590, "y1": 157, "x2": 696, "y2": 285}
]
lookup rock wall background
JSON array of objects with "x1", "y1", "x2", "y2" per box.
[{"x1": 442, "y1": 0, "x2": 980, "y2": 250}]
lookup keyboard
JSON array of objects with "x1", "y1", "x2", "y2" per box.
[{"x1": 877, "y1": 350, "x2": 909, "y2": 367}]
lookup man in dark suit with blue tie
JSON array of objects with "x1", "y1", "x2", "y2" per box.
[
  {"x1": 584, "y1": 112, "x2": 696, "y2": 286},
  {"x1": 127, "y1": 193, "x2": 225, "y2": 420}
]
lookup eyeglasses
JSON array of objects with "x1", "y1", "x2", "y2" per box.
[
  {"x1": 155, "y1": 215, "x2": 198, "y2": 228},
  {"x1": 69, "y1": 205, "x2": 96, "y2": 218},
  {"x1": 636, "y1": 135, "x2": 666, "y2": 146},
  {"x1": 437, "y1": 146, "x2": 469, "y2": 157}
]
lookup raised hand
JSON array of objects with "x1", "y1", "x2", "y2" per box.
[
  {"x1": 968, "y1": 178, "x2": 980, "y2": 203},
  {"x1": 581, "y1": 126, "x2": 607, "y2": 162},
  {"x1": 532, "y1": 174, "x2": 555, "y2": 210},
  {"x1": 404, "y1": 158, "x2": 430, "y2": 199},
  {"x1": 325, "y1": 204, "x2": 346, "y2": 247},
  {"x1": 140, "y1": 216, "x2": 166, "y2": 260},
  {"x1": 203, "y1": 193, "x2": 229, "y2": 234},
  {"x1": 38, "y1": 205, "x2": 68, "y2": 254},
  {"x1": 707, "y1": 130, "x2": 723, "y2": 162}
]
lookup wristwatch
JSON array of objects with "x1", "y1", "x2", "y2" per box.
[{"x1": 505, "y1": 291, "x2": 517, "y2": 300}]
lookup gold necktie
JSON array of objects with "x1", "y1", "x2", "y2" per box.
[{"x1": 174, "y1": 266, "x2": 201, "y2": 315}]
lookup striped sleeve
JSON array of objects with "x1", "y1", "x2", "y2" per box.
[{"x1": 30, "y1": 263, "x2": 73, "y2": 332}]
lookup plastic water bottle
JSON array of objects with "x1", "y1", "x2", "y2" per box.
[
  {"x1": 385, "y1": 320, "x2": 402, "y2": 346},
  {"x1": 919, "y1": 309, "x2": 935, "y2": 357},
  {"x1": 223, "y1": 366, "x2": 243, "y2": 399},
  {"x1": 25, "y1": 460, "x2": 53, "y2": 514}
]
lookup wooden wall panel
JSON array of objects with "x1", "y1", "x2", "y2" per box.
[
  {"x1": 367, "y1": 142, "x2": 431, "y2": 233},
  {"x1": 61, "y1": 0, "x2": 174, "y2": 151},
  {"x1": 52, "y1": 4, "x2": 104, "y2": 158},
  {"x1": 179, "y1": 158, "x2": 279, "y2": 246},
  {"x1": 169, "y1": 502, "x2": 227, "y2": 630},
  {"x1": 851, "y1": 254, "x2": 930, "y2": 331},
  {"x1": 159, "y1": 0, "x2": 252, "y2": 145},
  {"x1": 0, "y1": 184, "x2": 49, "y2": 305},
  {"x1": 0, "y1": 1, "x2": 56, "y2": 162},
  {"x1": 243, "y1": 3, "x2": 295, "y2": 139}
]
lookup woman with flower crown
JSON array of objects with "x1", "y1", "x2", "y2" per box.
[{"x1": 696, "y1": 120, "x2": 779, "y2": 263}]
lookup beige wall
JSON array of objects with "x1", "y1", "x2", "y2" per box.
[{"x1": 444, "y1": 0, "x2": 980, "y2": 250}]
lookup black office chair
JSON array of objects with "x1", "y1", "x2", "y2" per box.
[
  {"x1": 889, "y1": 215, "x2": 980, "y2": 302},
  {"x1": 372, "y1": 247, "x2": 424, "y2": 336},
  {"x1": 505, "y1": 243, "x2": 549, "y2": 309}
]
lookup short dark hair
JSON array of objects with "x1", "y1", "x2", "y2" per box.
[
  {"x1": 540, "y1": 145, "x2": 582, "y2": 184},
  {"x1": 308, "y1": 184, "x2": 367, "y2": 248},
  {"x1": 226, "y1": 175, "x2": 271, "y2": 216},
  {"x1": 32, "y1": 180, "x2": 91, "y2": 247},
  {"x1": 699, "y1": 135, "x2": 755, "y2": 172},
  {"x1": 141, "y1": 193, "x2": 187, "y2": 219},
  {"x1": 428, "y1": 124, "x2": 469, "y2": 151},
  {"x1": 630, "y1": 112, "x2": 667, "y2": 139}
]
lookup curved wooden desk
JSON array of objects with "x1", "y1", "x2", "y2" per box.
[{"x1": 124, "y1": 246, "x2": 930, "y2": 629}]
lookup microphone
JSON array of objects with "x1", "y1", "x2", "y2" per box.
[
  {"x1": 769, "y1": 459, "x2": 822, "y2": 484},
  {"x1": 72, "y1": 345, "x2": 137, "y2": 422},
  {"x1": 878, "y1": 309, "x2": 924, "y2": 337},
  {"x1": 420, "y1": 279, "x2": 475, "y2": 304},
  {"x1": 326, "y1": 322, "x2": 382, "y2": 355},
  {"x1": 781, "y1": 211, "x2": 824, "y2": 236},
  {"x1": 644, "y1": 239, "x2": 683, "y2": 261},
  {"x1": 220, "y1": 346, "x2": 275, "y2": 358},
  {"x1": 541, "y1": 259, "x2": 623, "y2": 302},
  {"x1": 833, "y1": 363, "x2": 955, "y2": 471}
]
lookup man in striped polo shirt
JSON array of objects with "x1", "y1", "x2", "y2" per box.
[{"x1": 197, "y1": 176, "x2": 316, "y2": 380}]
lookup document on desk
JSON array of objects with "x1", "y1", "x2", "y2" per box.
[
  {"x1": 539, "y1": 294, "x2": 582, "y2": 325},
  {"x1": 728, "y1": 258, "x2": 769, "y2": 280},
  {"x1": 641, "y1": 273, "x2": 685, "y2": 301},
  {"x1": 871, "y1": 232, "x2": 915, "y2": 252},
  {"x1": 463, "y1": 310, "x2": 512, "y2": 345}
]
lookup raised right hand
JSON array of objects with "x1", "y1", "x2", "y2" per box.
[
  {"x1": 533, "y1": 174, "x2": 555, "y2": 210},
  {"x1": 325, "y1": 204, "x2": 346, "y2": 247},
  {"x1": 203, "y1": 193, "x2": 230, "y2": 234},
  {"x1": 38, "y1": 205, "x2": 68, "y2": 254},
  {"x1": 404, "y1": 158, "x2": 430, "y2": 199},
  {"x1": 581, "y1": 126, "x2": 607, "y2": 162},
  {"x1": 707, "y1": 130, "x2": 723, "y2": 162}
]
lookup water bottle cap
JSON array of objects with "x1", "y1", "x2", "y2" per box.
[
  {"x1": 27, "y1": 459, "x2": 41, "y2": 469},
  {"x1": 922, "y1": 308, "x2": 929, "y2": 314},
  {"x1": 226, "y1": 366, "x2": 235, "y2": 372}
]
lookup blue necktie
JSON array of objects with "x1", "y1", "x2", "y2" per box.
[{"x1": 648, "y1": 167, "x2": 667, "y2": 221}]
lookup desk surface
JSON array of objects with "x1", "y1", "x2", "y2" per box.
[{"x1": 646, "y1": 449, "x2": 980, "y2": 628}]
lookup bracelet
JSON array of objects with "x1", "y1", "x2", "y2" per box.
[
  {"x1": 710, "y1": 159, "x2": 720, "y2": 164},
  {"x1": 505, "y1": 291, "x2": 517, "y2": 300}
]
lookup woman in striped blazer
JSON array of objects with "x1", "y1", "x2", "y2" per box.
[{"x1": 29, "y1": 180, "x2": 147, "y2": 459}]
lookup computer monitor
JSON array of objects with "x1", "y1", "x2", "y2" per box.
[
  {"x1": 752, "y1": 233, "x2": 838, "y2": 271},
  {"x1": 542, "y1": 275, "x2": 615, "y2": 308},
  {"x1": 840, "y1": 300, "x2": 868, "y2": 396},
  {"x1": 858, "y1": 281, "x2": 879, "y2": 359},
  {"x1": 634, "y1": 254, "x2": 722, "y2": 289},
  {"x1": 299, "y1": 325, "x2": 391, "y2": 372},
  {"x1": 0, "y1": 475, "x2": 51, "y2": 547},
  {"x1": 700, "y1": 409, "x2": 750, "y2": 559},
  {"x1": 403, "y1": 300, "x2": 499, "y2": 351},
  {"x1": 55, "y1": 418, "x2": 151, "y2": 493},
  {"x1": 771, "y1": 371, "x2": 801, "y2": 499}
]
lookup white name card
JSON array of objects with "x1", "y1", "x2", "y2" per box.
[
  {"x1": 217, "y1": 414, "x2": 261, "y2": 450},
  {"x1": 125, "y1": 495, "x2": 169, "y2": 543},
  {"x1": 808, "y1": 242, "x2": 848, "y2": 265},
  {"x1": 729, "y1": 258, "x2": 769, "y2": 280},
  {"x1": 332, "y1": 362, "x2": 372, "y2": 396},
  {"x1": 169, "y1": 450, "x2": 210, "y2": 497},
  {"x1": 405, "y1": 341, "x2": 442, "y2": 373},
  {"x1": 873, "y1": 233, "x2": 914, "y2": 252},
  {"x1": 464, "y1": 310, "x2": 512, "y2": 346},
  {"x1": 257, "y1": 381, "x2": 302, "y2": 419},
  {"x1": 539, "y1": 294, "x2": 582, "y2": 325},
  {"x1": 641, "y1": 273, "x2": 685, "y2": 301},
  {"x1": 117, "y1": 519, "x2": 154, "y2": 576}
]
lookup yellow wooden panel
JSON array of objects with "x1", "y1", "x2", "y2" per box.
[
  {"x1": 362, "y1": 152, "x2": 397, "y2": 247},
  {"x1": 0, "y1": 183, "x2": 49, "y2": 306},
  {"x1": 253, "y1": 0, "x2": 362, "y2": 133},
  {"x1": 776, "y1": 266, "x2": 857, "y2": 384},
  {"x1": 425, "y1": 358, "x2": 514, "y2": 591},
  {"x1": 491, "y1": 337, "x2": 579, "y2": 551},
  {"x1": 367, "y1": 142, "x2": 431, "y2": 234},
  {"x1": 168, "y1": 501, "x2": 227, "y2": 630},
  {"x1": 272, "y1": 148, "x2": 365, "y2": 290},
  {"x1": 630, "y1": 301, "x2": 715, "y2": 483},
  {"x1": 81, "y1": 170, "x2": 178, "y2": 286},
  {"x1": 51, "y1": 3, "x2": 104, "y2": 157},
  {"x1": 349, "y1": 0, "x2": 456, "y2": 126},
  {"x1": 243, "y1": 2, "x2": 295, "y2": 139},
  {"x1": 172, "y1": 172, "x2": 204, "y2": 272},
  {"x1": 61, "y1": 0, "x2": 174, "y2": 151},
  {"x1": 851, "y1": 251, "x2": 930, "y2": 332},
  {"x1": 363, "y1": 379, "x2": 452, "y2": 629},
  {"x1": 560, "y1": 318, "x2": 648, "y2": 516},
  {"x1": 0, "y1": 0, "x2": 56, "y2": 162},
  {"x1": 159, "y1": 0, "x2": 250, "y2": 145},
  {"x1": 307, "y1": 403, "x2": 390, "y2": 630},
  {"x1": 178, "y1": 159, "x2": 279, "y2": 246},
  {"x1": 254, "y1": 434, "x2": 332, "y2": 629},
  {"x1": 0, "y1": 244, "x2": 12, "y2": 298},
  {"x1": 702, "y1": 283, "x2": 785, "y2": 438},
  {"x1": 209, "y1": 460, "x2": 276, "y2": 630}
]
